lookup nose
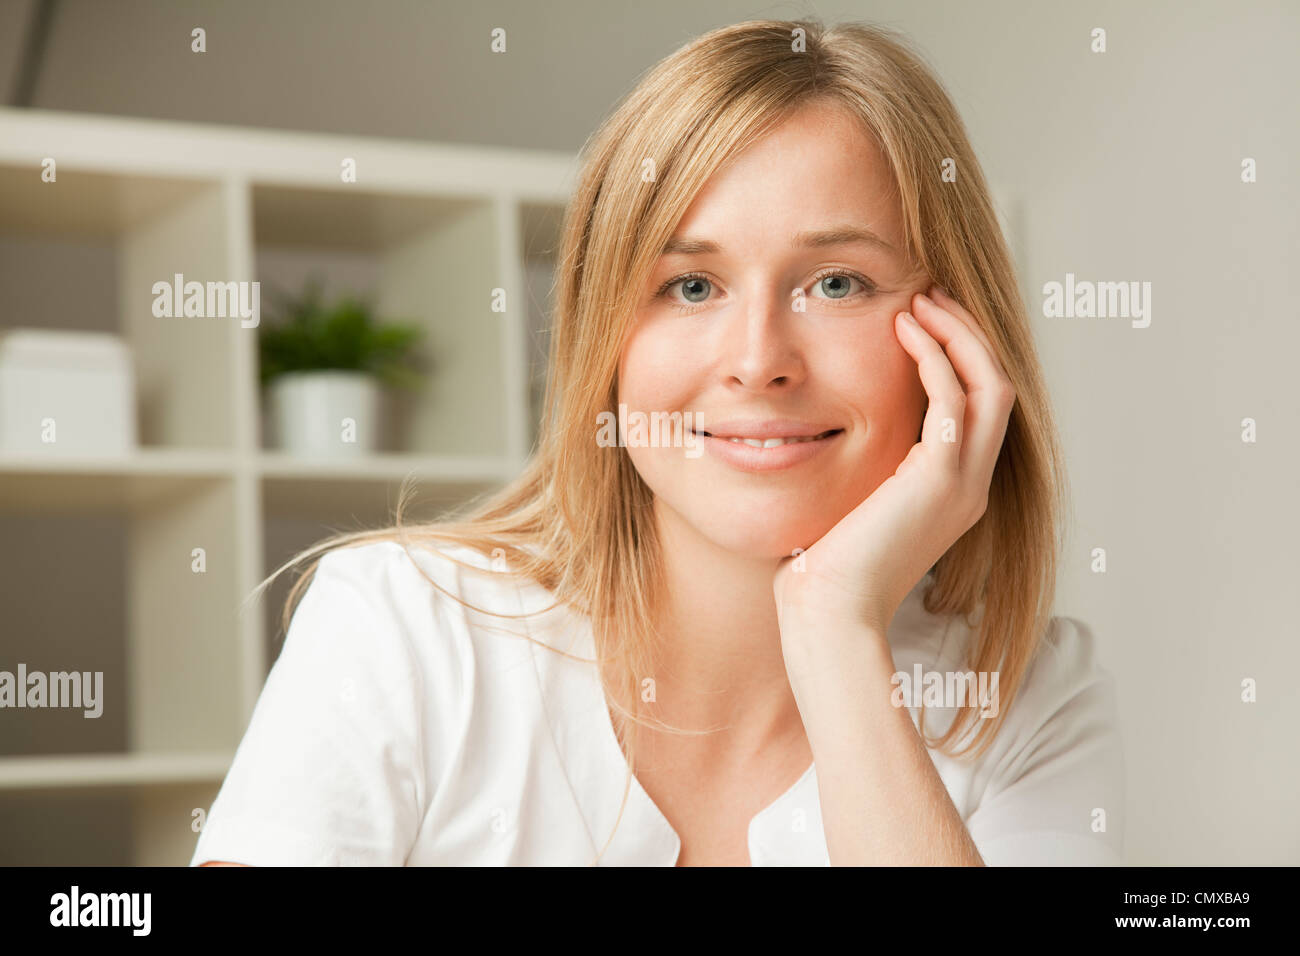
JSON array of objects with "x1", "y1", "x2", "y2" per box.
[{"x1": 721, "y1": 284, "x2": 807, "y2": 391}]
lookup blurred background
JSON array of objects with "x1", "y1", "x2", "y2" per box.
[{"x1": 0, "y1": 0, "x2": 1295, "y2": 866}]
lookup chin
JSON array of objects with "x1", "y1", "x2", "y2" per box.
[{"x1": 688, "y1": 511, "x2": 839, "y2": 561}]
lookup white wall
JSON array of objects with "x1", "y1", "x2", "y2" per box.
[{"x1": 6, "y1": 0, "x2": 1296, "y2": 865}]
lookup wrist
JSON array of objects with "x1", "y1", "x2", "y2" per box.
[
  {"x1": 779, "y1": 614, "x2": 894, "y2": 690},
  {"x1": 778, "y1": 601, "x2": 893, "y2": 648}
]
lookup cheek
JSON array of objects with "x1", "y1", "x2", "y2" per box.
[
  {"x1": 823, "y1": 320, "x2": 924, "y2": 426},
  {"x1": 616, "y1": 327, "x2": 707, "y2": 495},
  {"x1": 617, "y1": 324, "x2": 704, "y2": 412}
]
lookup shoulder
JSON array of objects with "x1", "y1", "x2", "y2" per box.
[
  {"x1": 1036, "y1": 614, "x2": 1107, "y2": 678},
  {"x1": 279, "y1": 539, "x2": 528, "y2": 723},
  {"x1": 1009, "y1": 615, "x2": 1119, "y2": 743},
  {"x1": 931, "y1": 611, "x2": 1121, "y2": 762},
  {"x1": 283, "y1": 540, "x2": 473, "y2": 711},
  {"x1": 310, "y1": 537, "x2": 499, "y2": 597},
  {"x1": 299, "y1": 536, "x2": 564, "y2": 689},
  {"x1": 958, "y1": 614, "x2": 1126, "y2": 864},
  {"x1": 925, "y1": 602, "x2": 1117, "y2": 739},
  {"x1": 304, "y1": 538, "x2": 543, "y2": 631}
]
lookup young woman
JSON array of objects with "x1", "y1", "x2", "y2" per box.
[{"x1": 194, "y1": 18, "x2": 1123, "y2": 867}]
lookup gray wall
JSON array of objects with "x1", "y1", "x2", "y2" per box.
[{"x1": 3, "y1": 0, "x2": 1297, "y2": 865}]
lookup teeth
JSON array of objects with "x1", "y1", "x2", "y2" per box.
[{"x1": 705, "y1": 431, "x2": 833, "y2": 447}]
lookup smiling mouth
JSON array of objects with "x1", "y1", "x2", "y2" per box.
[{"x1": 692, "y1": 428, "x2": 842, "y2": 448}]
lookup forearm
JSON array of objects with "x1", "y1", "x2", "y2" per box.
[{"x1": 782, "y1": 624, "x2": 985, "y2": 866}]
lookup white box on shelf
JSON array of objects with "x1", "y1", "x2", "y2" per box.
[{"x1": 0, "y1": 329, "x2": 138, "y2": 454}]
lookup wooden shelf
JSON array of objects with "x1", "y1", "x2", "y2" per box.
[
  {"x1": 0, "y1": 450, "x2": 235, "y2": 513},
  {"x1": 0, "y1": 448, "x2": 235, "y2": 472},
  {"x1": 0, "y1": 752, "x2": 234, "y2": 791},
  {"x1": 253, "y1": 184, "x2": 485, "y2": 251},
  {"x1": 256, "y1": 451, "x2": 515, "y2": 482}
]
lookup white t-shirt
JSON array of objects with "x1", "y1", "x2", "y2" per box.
[{"x1": 189, "y1": 539, "x2": 1125, "y2": 866}]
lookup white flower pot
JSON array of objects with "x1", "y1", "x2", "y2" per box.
[{"x1": 267, "y1": 371, "x2": 381, "y2": 457}]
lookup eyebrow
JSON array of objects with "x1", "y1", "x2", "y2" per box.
[{"x1": 660, "y1": 225, "x2": 897, "y2": 256}]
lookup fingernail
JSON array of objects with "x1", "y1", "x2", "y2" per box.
[{"x1": 901, "y1": 311, "x2": 918, "y2": 326}]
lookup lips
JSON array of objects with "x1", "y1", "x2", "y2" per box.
[{"x1": 688, "y1": 423, "x2": 843, "y2": 472}]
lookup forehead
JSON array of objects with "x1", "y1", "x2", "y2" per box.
[{"x1": 665, "y1": 100, "x2": 904, "y2": 253}]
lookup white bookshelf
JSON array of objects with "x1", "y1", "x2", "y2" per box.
[{"x1": 0, "y1": 107, "x2": 572, "y2": 865}]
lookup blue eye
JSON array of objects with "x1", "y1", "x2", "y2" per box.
[
  {"x1": 808, "y1": 270, "x2": 876, "y2": 299},
  {"x1": 679, "y1": 276, "x2": 711, "y2": 303},
  {"x1": 655, "y1": 273, "x2": 714, "y2": 306},
  {"x1": 815, "y1": 274, "x2": 854, "y2": 298}
]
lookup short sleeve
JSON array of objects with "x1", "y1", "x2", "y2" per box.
[
  {"x1": 963, "y1": 616, "x2": 1126, "y2": 866},
  {"x1": 190, "y1": 544, "x2": 429, "y2": 866}
]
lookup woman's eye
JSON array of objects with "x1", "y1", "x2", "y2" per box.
[
  {"x1": 653, "y1": 274, "x2": 715, "y2": 309},
  {"x1": 678, "y1": 276, "x2": 712, "y2": 303},
  {"x1": 810, "y1": 272, "x2": 871, "y2": 299}
]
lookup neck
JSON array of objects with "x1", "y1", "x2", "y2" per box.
[{"x1": 642, "y1": 499, "x2": 807, "y2": 762}]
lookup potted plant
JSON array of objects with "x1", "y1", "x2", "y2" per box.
[{"x1": 259, "y1": 277, "x2": 425, "y2": 457}]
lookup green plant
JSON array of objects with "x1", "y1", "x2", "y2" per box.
[{"x1": 258, "y1": 276, "x2": 426, "y2": 390}]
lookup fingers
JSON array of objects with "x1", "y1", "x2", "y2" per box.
[
  {"x1": 928, "y1": 285, "x2": 998, "y2": 357},
  {"x1": 901, "y1": 287, "x2": 1016, "y2": 498},
  {"x1": 894, "y1": 311, "x2": 964, "y2": 474},
  {"x1": 911, "y1": 290, "x2": 1009, "y2": 403}
]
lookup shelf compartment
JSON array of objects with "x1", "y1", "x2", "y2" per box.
[
  {"x1": 0, "y1": 164, "x2": 212, "y2": 239},
  {"x1": 0, "y1": 163, "x2": 246, "y2": 451},
  {"x1": 251, "y1": 184, "x2": 505, "y2": 457},
  {"x1": 0, "y1": 474, "x2": 247, "y2": 762}
]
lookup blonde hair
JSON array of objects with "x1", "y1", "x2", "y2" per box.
[{"x1": 259, "y1": 18, "x2": 1068, "y2": 863}]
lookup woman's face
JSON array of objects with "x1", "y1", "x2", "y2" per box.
[{"x1": 616, "y1": 99, "x2": 930, "y2": 559}]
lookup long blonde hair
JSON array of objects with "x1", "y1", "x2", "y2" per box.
[{"x1": 259, "y1": 18, "x2": 1068, "y2": 862}]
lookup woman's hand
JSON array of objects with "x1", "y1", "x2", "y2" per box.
[{"x1": 773, "y1": 284, "x2": 1017, "y2": 643}]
